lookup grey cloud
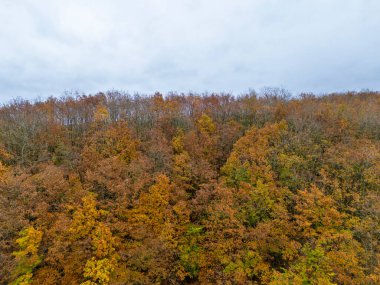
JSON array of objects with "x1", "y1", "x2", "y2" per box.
[{"x1": 0, "y1": 0, "x2": 379, "y2": 103}]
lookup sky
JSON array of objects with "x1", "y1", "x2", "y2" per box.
[{"x1": 1, "y1": 0, "x2": 380, "y2": 103}]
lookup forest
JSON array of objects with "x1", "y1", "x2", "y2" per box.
[{"x1": 0, "y1": 90, "x2": 379, "y2": 284}]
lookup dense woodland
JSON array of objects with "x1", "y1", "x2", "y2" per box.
[{"x1": 0, "y1": 90, "x2": 379, "y2": 284}]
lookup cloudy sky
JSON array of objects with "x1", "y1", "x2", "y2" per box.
[{"x1": 1, "y1": 0, "x2": 379, "y2": 103}]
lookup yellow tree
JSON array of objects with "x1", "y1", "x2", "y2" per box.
[
  {"x1": 221, "y1": 120, "x2": 288, "y2": 187},
  {"x1": 172, "y1": 129, "x2": 192, "y2": 191},
  {"x1": 179, "y1": 114, "x2": 220, "y2": 192},
  {"x1": 195, "y1": 114, "x2": 219, "y2": 165},
  {"x1": 127, "y1": 175, "x2": 175, "y2": 243},
  {"x1": 94, "y1": 104, "x2": 110, "y2": 124},
  {"x1": 124, "y1": 174, "x2": 188, "y2": 284},
  {"x1": 221, "y1": 121, "x2": 290, "y2": 229},
  {"x1": 11, "y1": 226, "x2": 43, "y2": 285},
  {"x1": 69, "y1": 194, "x2": 117, "y2": 285},
  {"x1": 215, "y1": 121, "x2": 297, "y2": 283},
  {"x1": 0, "y1": 161, "x2": 8, "y2": 184},
  {"x1": 287, "y1": 185, "x2": 368, "y2": 285}
]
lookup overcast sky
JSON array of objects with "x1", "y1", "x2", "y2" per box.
[{"x1": 1, "y1": 0, "x2": 379, "y2": 103}]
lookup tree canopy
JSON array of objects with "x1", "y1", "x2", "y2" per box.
[{"x1": 0, "y1": 90, "x2": 379, "y2": 284}]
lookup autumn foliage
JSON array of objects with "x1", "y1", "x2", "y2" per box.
[{"x1": 0, "y1": 90, "x2": 379, "y2": 284}]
